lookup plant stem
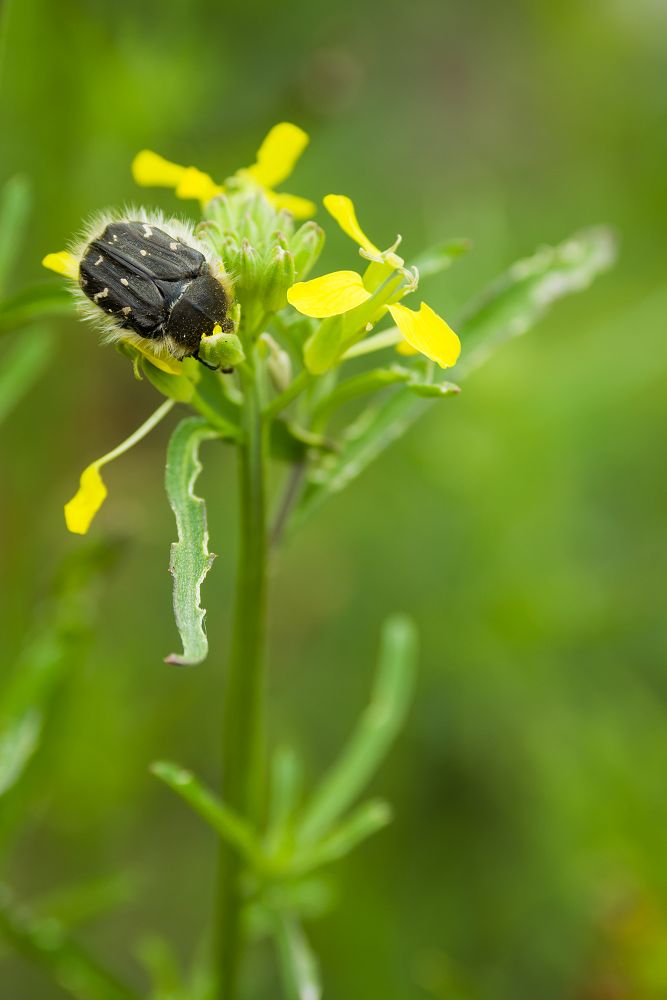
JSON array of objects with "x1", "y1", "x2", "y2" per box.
[{"x1": 215, "y1": 364, "x2": 268, "y2": 1000}]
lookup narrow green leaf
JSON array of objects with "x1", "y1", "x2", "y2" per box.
[
  {"x1": 138, "y1": 935, "x2": 187, "y2": 1000},
  {"x1": 0, "y1": 283, "x2": 73, "y2": 334},
  {"x1": 0, "y1": 542, "x2": 121, "y2": 823},
  {"x1": 0, "y1": 327, "x2": 54, "y2": 425},
  {"x1": 456, "y1": 225, "x2": 617, "y2": 377},
  {"x1": 266, "y1": 746, "x2": 305, "y2": 856},
  {"x1": 411, "y1": 237, "x2": 471, "y2": 279},
  {"x1": 0, "y1": 175, "x2": 31, "y2": 293},
  {"x1": 0, "y1": 710, "x2": 41, "y2": 797},
  {"x1": 0, "y1": 884, "x2": 143, "y2": 1000},
  {"x1": 164, "y1": 417, "x2": 219, "y2": 666},
  {"x1": 292, "y1": 226, "x2": 616, "y2": 531},
  {"x1": 297, "y1": 615, "x2": 418, "y2": 845},
  {"x1": 32, "y1": 873, "x2": 135, "y2": 931},
  {"x1": 291, "y1": 799, "x2": 392, "y2": 876},
  {"x1": 293, "y1": 387, "x2": 424, "y2": 529},
  {"x1": 311, "y1": 367, "x2": 412, "y2": 427},
  {"x1": 151, "y1": 761, "x2": 261, "y2": 865},
  {"x1": 273, "y1": 913, "x2": 322, "y2": 1000}
]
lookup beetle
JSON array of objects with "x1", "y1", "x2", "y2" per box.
[{"x1": 77, "y1": 218, "x2": 233, "y2": 368}]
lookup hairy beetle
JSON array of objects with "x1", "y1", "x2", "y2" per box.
[{"x1": 78, "y1": 219, "x2": 233, "y2": 366}]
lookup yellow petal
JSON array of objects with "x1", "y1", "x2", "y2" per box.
[
  {"x1": 174, "y1": 166, "x2": 223, "y2": 204},
  {"x1": 129, "y1": 339, "x2": 183, "y2": 375},
  {"x1": 287, "y1": 270, "x2": 372, "y2": 318},
  {"x1": 388, "y1": 302, "x2": 461, "y2": 369},
  {"x1": 246, "y1": 122, "x2": 309, "y2": 189},
  {"x1": 396, "y1": 339, "x2": 418, "y2": 356},
  {"x1": 64, "y1": 464, "x2": 107, "y2": 535},
  {"x1": 323, "y1": 194, "x2": 380, "y2": 256},
  {"x1": 42, "y1": 251, "x2": 78, "y2": 279},
  {"x1": 132, "y1": 150, "x2": 187, "y2": 189},
  {"x1": 267, "y1": 190, "x2": 316, "y2": 219}
]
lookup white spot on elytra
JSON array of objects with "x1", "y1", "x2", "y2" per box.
[
  {"x1": 112, "y1": 234, "x2": 119, "y2": 241},
  {"x1": 121, "y1": 278, "x2": 129, "y2": 286},
  {"x1": 169, "y1": 241, "x2": 179, "y2": 250},
  {"x1": 94, "y1": 255, "x2": 103, "y2": 266},
  {"x1": 93, "y1": 287, "x2": 109, "y2": 302},
  {"x1": 143, "y1": 225, "x2": 153, "y2": 238},
  {"x1": 121, "y1": 306, "x2": 131, "y2": 315},
  {"x1": 140, "y1": 249, "x2": 148, "y2": 256}
]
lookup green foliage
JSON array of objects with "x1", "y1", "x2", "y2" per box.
[
  {"x1": 291, "y1": 226, "x2": 616, "y2": 530},
  {"x1": 164, "y1": 418, "x2": 220, "y2": 666},
  {"x1": 0, "y1": 326, "x2": 54, "y2": 425},
  {"x1": 0, "y1": 541, "x2": 121, "y2": 812}
]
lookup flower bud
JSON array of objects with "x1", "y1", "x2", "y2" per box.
[
  {"x1": 197, "y1": 330, "x2": 246, "y2": 370},
  {"x1": 217, "y1": 233, "x2": 241, "y2": 275},
  {"x1": 204, "y1": 193, "x2": 237, "y2": 230},
  {"x1": 259, "y1": 333, "x2": 292, "y2": 393},
  {"x1": 274, "y1": 209, "x2": 295, "y2": 239},
  {"x1": 235, "y1": 238, "x2": 262, "y2": 300},
  {"x1": 261, "y1": 245, "x2": 295, "y2": 313},
  {"x1": 290, "y1": 221, "x2": 325, "y2": 280}
]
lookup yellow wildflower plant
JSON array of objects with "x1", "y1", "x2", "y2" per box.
[
  {"x1": 288, "y1": 194, "x2": 461, "y2": 369},
  {"x1": 132, "y1": 121, "x2": 315, "y2": 217}
]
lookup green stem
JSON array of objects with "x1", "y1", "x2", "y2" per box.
[{"x1": 215, "y1": 363, "x2": 268, "y2": 1000}]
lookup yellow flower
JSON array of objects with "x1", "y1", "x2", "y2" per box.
[
  {"x1": 287, "y1": 194, "x2": 461, "y2": 369},
  {"x1": 64, "y1": 400, "x2": 175, "y2": 535},
  {"x1": 132, "y1": 122, "x2": 315, "y2": 218}
]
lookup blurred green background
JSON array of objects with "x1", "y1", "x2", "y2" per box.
[{"x1": 1, "y1": 0, "x2": 667, "y2": 997}]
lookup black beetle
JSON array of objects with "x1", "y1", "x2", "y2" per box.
[{"x1": 78, "y1": 220, "x2": 233, "y2": 366}]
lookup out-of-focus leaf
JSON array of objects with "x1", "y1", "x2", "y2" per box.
[
  {"x1": 292, "y1": 387, "x2": 424, "y2": 528},
  {"x1": 290, "y1": 799, "x2": 392, "y2": 876},
  {"x1": 0, "y1": 884, "x2": 142, "y2": 1000},
  {"x1": 273, "y1": 913, "x2": 322, "y2": 1000},
  {"x1": 270, "y1": 419, "x2": 333, "y2": 463},
  {"x1": 138, "y1": 935, "x2": 187, "y2": 1000},
  {"x1": 0, "y1": 283, "x2": 73, "y2": 334},
  {"x1": 0, "y1": 711, "x2": 40, "y2": 797},
  {"x1": 33, "y1": 873, "x2": 136, "y2": 931},
  {"x1": 266, "y1": 746, "x2": 305, "y2": 855},
  {"x1": 296, "y1": 615, "x2": 418, "y2": 846},
  {"x1": 411, "y1": 237, "x2": 471, "y2": 279},
  {"x1": 0, "y1": 541, "x2": 121, "y2": 817},
  {"x1": 0, "y1": 327, "x2": 54, "y2": 425},
  {"x1": 456, "y1": 225, "x2": 617, "y2": 376},
  {"x1": 292, "y1": 226, "x2": 616, "y2": 530},
  {"x1": 164, "y1": 417, "x2": 219, "y2": 666},
  {"x1": 311, "y1": 367, "x2": 412, "y2": 427},
  {"x1": 0, "y1": 175, "x2": 31, "y2": 293},
  {"x1": 151, "y1": 761, "x2": 261, "y2": 865}
]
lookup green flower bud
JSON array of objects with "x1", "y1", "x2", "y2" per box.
[
  {"x1": 270, "y1": 230, "x2": 290, "y2": 251},
  {"x1": 290, "y1": 221, "x2": 325, "y2": 280},
  {"x1": 261, "y1": 245, "x2": 295, "y2": 313},
  {"x1": 197, "y1": 331, "x2": 246, "y2": 370},
  {"x1": 247, "y1": 190, "x2": 276, "y2": 232},
  {"x1": 236, "y1": 238, "x2": 262, "y2": 300},
  {"x1": 219, "y1": 233, "x2": 241, "y2": 275},
  {"x1": 204, "y1": 193, "x2": 238, "y2": 230},
  {"x1": 259, "y1": 333, "x2": 292, "y2": 393},
  {"x1": 274, "y1": 209, "x2": 295, "y2": 239}
]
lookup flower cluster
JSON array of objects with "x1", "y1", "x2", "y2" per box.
[{"x1": 43, "y1": 122, "x2": 461, "y2": 535}]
